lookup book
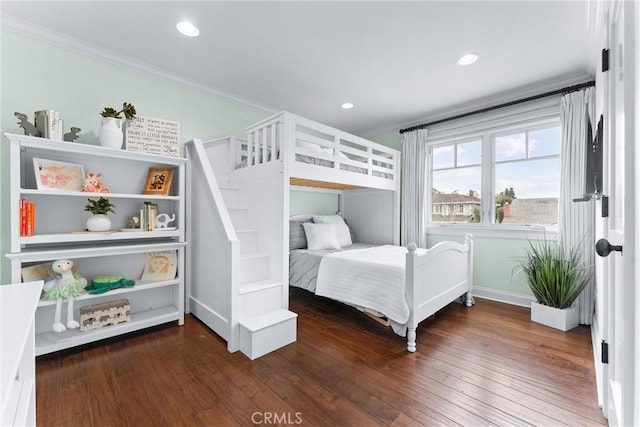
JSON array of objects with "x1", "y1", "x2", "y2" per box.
[
  {"x1": 26, "y1": 201, "x2": 35, "y2": 236},
  {"x1": 19, "y1": 199, "x2": 26, "y2": 236},
  {"x1": 34, "y1": 110, "x2": 49, "y2": 138}
]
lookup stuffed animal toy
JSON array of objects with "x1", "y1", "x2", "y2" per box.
[
  {"x1": 86, "y1": 275, "x2": 135, "y2": 294},
  {"x1": 43, "y1": 259, "x2": 87, "y2": 332},
  {"x1": 82, "y1": 172, "x2": 110, "y2": 193}
]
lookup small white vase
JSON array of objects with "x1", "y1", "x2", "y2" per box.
[
  {"x1": 87, "y1": 214, "x2": 111, "y2": 232},
  {"x1": 98, "y1": 117, "x2": 123, "y2": 149}
]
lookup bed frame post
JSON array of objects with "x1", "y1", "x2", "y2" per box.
[
  {"x1": 406, "y1": 242, "x2": 418, "y2": 352},
  {"x1": 465, "y1": 234, "x2": 474, "y2": 307}
]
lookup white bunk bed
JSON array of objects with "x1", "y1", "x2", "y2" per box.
[{"x1": 187, "y1": 111, "x2": 473, "y2": 356}]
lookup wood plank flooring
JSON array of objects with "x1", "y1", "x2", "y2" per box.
[{"x1": 35, "y1": 289, "x2": 607, "y2": 426}]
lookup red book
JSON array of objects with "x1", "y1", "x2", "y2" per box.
[
  {"x1": 19, "y1": 199, "x2": 27, "y2": 236},
  {"x1": 26, "y1": 202, "x2": 35, "y2": 236}
]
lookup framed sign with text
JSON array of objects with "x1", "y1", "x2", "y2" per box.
[{"x1": 125, "y1": 116, "x2": 180, "y2": 157}]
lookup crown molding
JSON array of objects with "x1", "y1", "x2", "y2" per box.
[
  {"x1": 0, "y1": 14, "x2": 279, "y2": 115},
  {"x1": 363, "y1": 71, "x2": 594, "y2": 138}
]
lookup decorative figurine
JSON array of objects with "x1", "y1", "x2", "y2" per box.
[
  {"x1": 42, "y1": 259, "x2": 87, "y2": 333},
  {"x1": 82, "y1": 172, "x2": 110, "y2": 193},
  {"x1": 14, "y1": 112, "x2": 40, "y2": 136},
  {"x1": 63, "y1": 127, "x2": 81, "y2": 142},
  {"x1": 155, "y1": 213, "x2": 176, "y2": 229}
]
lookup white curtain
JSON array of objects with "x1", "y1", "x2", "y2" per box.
[
  {"x1": 559, "y1": 87, "x2": 595, "y2": 324},
  {"x1": 400, "y1": 128, "x2": 428, "y2": 248}
]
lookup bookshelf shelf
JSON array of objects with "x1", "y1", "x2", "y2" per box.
[{"x1": 5, "y1": 133, "x2": 186, "y2": 356}]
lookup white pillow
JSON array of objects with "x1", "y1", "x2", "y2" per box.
[
  {"x1": 302, "y1": 223, "x2": 341, "y2": 251},
  {"x1": 312, "y1": 214, "x2": 352, "y2": 246}
]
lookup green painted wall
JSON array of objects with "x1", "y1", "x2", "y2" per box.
[
  {"x1": 0, "y1": 30, "x2": 270, "y2": 283},
  {"x1": 290, "y1": 190, "x2": 339, "y2": 216},
  {"x1": 427, "y1": 234, "x2": 535, "y2": 297},
  {"x1": 366, "y1": 129, "x2": 402, "y2": 151}
]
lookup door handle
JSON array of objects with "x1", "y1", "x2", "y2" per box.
[{"x1": 596, "y1": 238, "x2": 623, "y2": 257}]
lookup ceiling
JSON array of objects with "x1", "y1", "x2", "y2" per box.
[{"x1": 1, "y1": 1, "x2": 593, "y2": 135}]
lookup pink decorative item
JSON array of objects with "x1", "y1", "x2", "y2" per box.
[{"x1": 82, "y1": 171, "x2": 110, "y2": 193}]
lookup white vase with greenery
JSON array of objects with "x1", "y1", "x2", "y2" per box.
[
  {"x1": 517, "y1": 239, "x2": 590, "y2": 331},
  {"x1": 98, "y1": 102, "x2": 136, "y2": 149},
  {"x1": 84, "y1": 197, "x2": 116, "y2": 232}
]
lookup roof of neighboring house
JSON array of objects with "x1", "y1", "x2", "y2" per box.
[
  {"x1": 432, "y1": 214, "x2": 475, "y2": 223},
  {"x1": 501, "y1": 198, "x2": 558, "y2": 225},
  {"x1": 433, "y1": 193, "x2": 481, "y2": 204}
]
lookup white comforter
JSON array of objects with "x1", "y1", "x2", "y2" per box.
[{"x1": 315, "y1": 245, "x2": 427, "y2": 330}]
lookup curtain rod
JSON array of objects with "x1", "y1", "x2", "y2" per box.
[{"x1": 398, "y1": 80, "x2": 596, "y2": 134}]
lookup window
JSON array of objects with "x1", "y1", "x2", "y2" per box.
[
  {"x1": 428, "y1": 119, "x2": 560, "y2": 230},
  {"x1": 431, "y1": 140, "x2": 482, "y2": 224}
]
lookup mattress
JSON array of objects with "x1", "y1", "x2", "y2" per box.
[{"x1": 289, "y1": 243, "x2": 377, "y2": 292}]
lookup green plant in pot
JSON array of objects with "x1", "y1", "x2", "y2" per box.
[
  {"x1": 84, "y1": 197, "x2": 116, "y2": 232},
  {"x1": 517, "y1": 239, "x2": 590, "y2": 331},
  {"x1": 98, "y1": 102, "x2": 136, "y2": 150}
]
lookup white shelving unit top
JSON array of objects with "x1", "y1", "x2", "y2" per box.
[{"x1": 6, "y1": 133, "x2": 186, "y2": 165}]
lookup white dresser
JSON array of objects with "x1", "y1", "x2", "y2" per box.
[{"x1": 1, "y1": 280, "x2": 43, "y2": 426}]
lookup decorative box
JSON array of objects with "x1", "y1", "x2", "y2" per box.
[{"x1": 80, "y1": 299, "x2": 130, "y2": 332}]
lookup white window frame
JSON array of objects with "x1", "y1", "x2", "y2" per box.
[{"x1": 426, "y1": 111, "x2": 561, "y2": 240}]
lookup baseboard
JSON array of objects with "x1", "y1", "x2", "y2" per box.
[{"x1": 472, "y1": 286, "x2": 535, "y2": 308}]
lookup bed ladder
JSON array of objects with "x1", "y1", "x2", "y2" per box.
[
  {"x1": 220, "y1": 185, "x2": 297, "y2": 359},
  {"x1": 187, "y1": 137, "x2": 296, "y2": 360}
]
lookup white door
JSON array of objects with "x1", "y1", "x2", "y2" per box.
[{"x1": 596, "y1": 1, "x2": 638, "y2": 425}]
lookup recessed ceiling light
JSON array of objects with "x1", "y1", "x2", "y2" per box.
[
  {"x1": 457, "y1": 53, "x2": 478, "y2": 66},
  {"x1": 176, "y1": 21, "x2": 200, "y2": 37},
  {"x1": 341, "y1": 102, "x2": 354, "y2": 109}
]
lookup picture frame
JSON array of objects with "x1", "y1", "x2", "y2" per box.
[
  {"x1": 142, "y1": 167, "x2": 173, "y2": 195},
  {"x1": 33, "y1": 158, "x2": 85, "y2": 191},
  {"x1": 141, "y1": 250, "x2": 178, "y2": 281}
]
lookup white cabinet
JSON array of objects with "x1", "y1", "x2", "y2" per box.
[
  {"x1": 1, "y1": 280, "x2": 42, "y2": 426},
  {"x1": 5, "y1": 133, "x2": 186, "y2": 356}
]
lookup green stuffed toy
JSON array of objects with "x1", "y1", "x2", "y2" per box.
[{"x1": 86, "y1": 275, "x2": 135, "y2": 294}]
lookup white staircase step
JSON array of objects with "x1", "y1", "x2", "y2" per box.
[
  {"x1": 228, "y1": 207, "x2": 249, "y2": 229},
  {"x1": 236, "y1": 229, "x2": 259, "y2": 254},
  {"x1": 219, "y1": 186, "x2": 239, "y2": 206},
  {"x1": 239, "y1": 309, "x2": 297, "y2": 360},
  {"x1": 240, "y1": 280, "x2": 283, "y2": 319},
  {"x1": 239, "y1": 253, "x2": 270, "y2": 284}
]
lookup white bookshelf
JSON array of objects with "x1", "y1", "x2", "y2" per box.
[{"x1": 5, "y1": 133, "x2": 187, "y2": 356}]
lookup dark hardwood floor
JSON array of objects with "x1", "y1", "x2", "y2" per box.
[{"x1": 36, "y1": 289, "x2": 607, "y2": 426}]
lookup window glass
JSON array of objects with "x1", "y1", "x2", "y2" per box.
[
  {"x1": 428, "y1": 121, "x2": 560, "y2": 230},
  {"x1": 528, "y1": 127, "x2": 561, "y2": 157},
  {"x1": 494, "y1": 126, "x2": 560, "y2": 226},
  {"x1": 432, "y1": 166, "x2": 482, "y2": 223},
  {"x1": 432, "y1": 145, "x2": 454, "y2": 169},
  {"x1": 495, "y1": 132, "x2": 526, "y2": 162},
  {"x1": 457, "y1": 140, "x2": 482, "y2": 166}
]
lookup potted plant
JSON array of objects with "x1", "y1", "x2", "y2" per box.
[
  {"x1": 516, "y1": 239, "x2": 590, "y2": 331},
  {"x1": 98, "y1": 102, "x2": 136, "y2": 149},
  {"x1": 84, "y1": 197, "x2": 116, "y2": 232}
]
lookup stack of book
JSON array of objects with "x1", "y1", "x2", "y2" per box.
[
  {"x1": 34, "y1": 109, "x2": 63, "y2": 140},
  {"x1": 140, "y1": 202, "x2": 158, "y2": 231},
  {"x1": 19, "y1": 199, "x2": 36, "y2": 236}
]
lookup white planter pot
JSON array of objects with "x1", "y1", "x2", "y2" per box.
[
  {"x1": 86, "y1": 214, "x2": 111, "y2": 232},
  {"x1": 98, "y1": 117, "x2": 123, "y2": 149},
  {"x1": 530, "y1": 301, "x2": 579, "y2": 331}
]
